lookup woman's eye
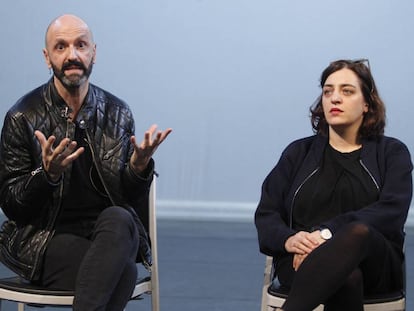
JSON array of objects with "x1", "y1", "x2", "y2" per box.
[
  {"x1": 323, "y1": 89, "x2": 332, "y2": 96},
  {"x1": 342, "y1": 89, "x2": 353, "y2": 95}
]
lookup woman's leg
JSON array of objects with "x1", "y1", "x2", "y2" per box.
[
  {"x1": 323, "y1": 268, "x2": 364, "y2": 311},
  {"x1": 281, "y1": 222, "x2": 402, "y2": 311}
]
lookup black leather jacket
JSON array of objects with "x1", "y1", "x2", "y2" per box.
[{"x1": 0, "y1": 79, "x2": 153, "y2": 274}]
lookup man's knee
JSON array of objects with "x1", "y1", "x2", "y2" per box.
[
  {"x1": 95, "y1": 206, "x2": 138, "y2": 239},
  {"x1": 99, "y1": 206, "x2": 133, "y2": 221}
]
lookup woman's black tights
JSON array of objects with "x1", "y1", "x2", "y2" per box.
[{"x1": 281, "y1": 222, "x2": 402, "y2": 311}]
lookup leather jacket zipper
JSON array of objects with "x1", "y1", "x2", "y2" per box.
[
  {"x1": 30, "y1": 115, "x2": 70, "y2": 280},
  {"x1": 83, "y1": 127, "x2": 116, "y2": 206},
  {"x1": 31, "y1": 179, "x2": 63, "y2": 279}
]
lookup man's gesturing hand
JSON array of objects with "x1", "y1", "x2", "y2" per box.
[
  {"x1": 34, "y1": 130, "x2": 85, "y2": 182},
  {"x1": 130, "y1": 124, "x2": 172, "y2": 175}
]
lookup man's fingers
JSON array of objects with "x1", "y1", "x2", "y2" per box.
[
  {"x1": 35, "y1": 130, "x2": 56, "y2": 151},
  {"x1": 54, "y1": 138, "x2": 71, "y2": 154},
  {"x1": 34, "y1": 130, "x2": 46, "y2": 144},
  {"x1": 130, "y1": 136, "x2": 137, "y2": 147},
  {"x1": 60, "y1": 147, "x2": 85, "y2": 165},
  {"x1": 134, "y1": 127, "x2": 172, "y2": 150},
  {"x1": 148, "y1": 124, "x2": 158, "y2": 134},
  {"x1": 159, "y1": 128, "x2": 173, "y2": 143},
  {"x1": 59, "y1": 141, "x2": 78, "y2": 157}
]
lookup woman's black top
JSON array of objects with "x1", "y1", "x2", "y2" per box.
[{"x1": 292, "y1": 144, "x2": 379, "y2": 231}]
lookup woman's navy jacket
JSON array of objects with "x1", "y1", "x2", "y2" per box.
[{"x1": 255, "y1": 134, "x2": 413, "y2": 259}]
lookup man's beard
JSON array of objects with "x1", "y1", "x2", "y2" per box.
[{"x1": 51, "y1": 60, "x2": 94, "y2": 91}]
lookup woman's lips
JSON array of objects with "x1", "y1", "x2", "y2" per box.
[{"x1": 330, "y1": 108, "x2": 343, "y2": 114}]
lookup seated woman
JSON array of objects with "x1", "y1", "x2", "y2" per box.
[{"x1": 255, "y1": 59, "x2": 412, "y2": 311}]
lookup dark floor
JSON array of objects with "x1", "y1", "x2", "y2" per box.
[{"x1": 0, "y1": 219, "x2": 412, "y2": 310}]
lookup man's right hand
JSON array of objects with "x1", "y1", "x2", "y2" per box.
[{"x1": 34, "y1": 130, "x2": 85, "y2": 182}]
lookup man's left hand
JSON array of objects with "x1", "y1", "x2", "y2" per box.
[{"x1": 130, "y1": 124, "x2": 172, "y2": 175}]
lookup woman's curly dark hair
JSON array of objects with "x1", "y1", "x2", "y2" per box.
[{"x1": 310, "y1": 59, "x2": 386, "y2": 138}]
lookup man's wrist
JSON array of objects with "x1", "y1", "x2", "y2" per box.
[
  {"x1": 31, "y1": 166, "x2": 62, "y2": 186},
  {"x1": 129, "y1": 159, "x2": 154, "y2": 179},
  {"x1": 44, "y1": 171, "x2": 62, "y2": 185},
  {"x1": 130, "y1": 163, "x2": 147, "y2": 176}
]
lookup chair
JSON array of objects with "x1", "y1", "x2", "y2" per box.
[
  {"x1": 260, "y1": 255, "x2": 406, "y2": 311},
  {"x1": 0, "y1": 178, "x2": 160, "y2": 311}
]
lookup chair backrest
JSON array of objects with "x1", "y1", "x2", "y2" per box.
[
  {"x1": 0, "y1": 177, "x2": 160, "y2": 311},
  {"x1": 260, "y1": 255, "x2": 406, "y2": 311}
]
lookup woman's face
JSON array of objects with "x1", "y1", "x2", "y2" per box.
[{"x1": 322, "y1": 68, "x2": 368, "y2": 133}]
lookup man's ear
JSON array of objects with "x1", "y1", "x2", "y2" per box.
[
  {"x1": 92, "y1": 43, "x2": 97, "y2": 64},
  {"x1": 43, "y1": 48, "x2": 51, "y2": 69}
]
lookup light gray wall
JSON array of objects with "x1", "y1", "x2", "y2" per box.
[{"x1": 1, "y1": 0, "x2": 413, "y2": 220}]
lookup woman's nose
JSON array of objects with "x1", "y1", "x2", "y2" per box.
[{"x1": 331, "y1": 91, "x2": 342, "y2": 104}]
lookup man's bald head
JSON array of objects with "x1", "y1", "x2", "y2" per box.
[
  {"x1": 43, "y1": 14, "x2": 96, "y2": 92},
  {"x1": 45, "y1": 14, "x2": 94, "y2": 49}
]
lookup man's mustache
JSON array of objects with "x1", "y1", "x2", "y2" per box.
[{"x1": 62, "y1": 61, "x2": 87, "y2": 72}]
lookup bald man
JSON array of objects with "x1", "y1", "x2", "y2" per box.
[{"x1": 0, "y1": 14, "x2": 171, "y2": 311}]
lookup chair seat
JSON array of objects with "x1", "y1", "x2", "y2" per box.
[
  {"x1": 0, "y1": 275, "x2": 152, "y2": 307},
  {"x1": 0, "y1": 277, "x2": 74, "y2": 296},
  {"x1": 0, "y1": 276, "x2": 151, "y2": 295},
  {"x1": 268, "y1": 279, "x2": 405, "y2": 305},
  {"x1": 363, "y1": 291, "x2": 405, "y2": 305}
]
